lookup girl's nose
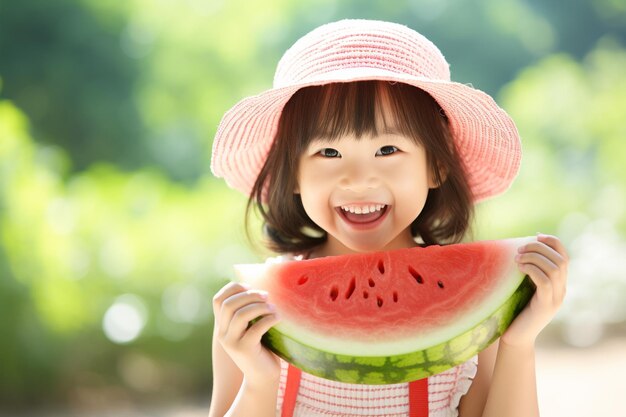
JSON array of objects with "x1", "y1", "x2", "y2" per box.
[{"x1": 338, "y1": 163, "x2": 379, "y2": 192}]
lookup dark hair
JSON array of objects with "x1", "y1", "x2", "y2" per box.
[{"x1": 246, "y1": 80, "x2": 474, "y2": 254}]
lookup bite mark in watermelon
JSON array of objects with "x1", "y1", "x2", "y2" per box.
[{"x1": 235, "y1": 237, "x2": 536, "y2": 384}]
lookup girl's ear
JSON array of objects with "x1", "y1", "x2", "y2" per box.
[{"x1": 294, "y1": 183, "x2": 300, "y2": 194}]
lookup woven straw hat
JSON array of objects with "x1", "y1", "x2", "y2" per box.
[{"x1": 211, "y1": 19, "x2": 521, "y2": 202}]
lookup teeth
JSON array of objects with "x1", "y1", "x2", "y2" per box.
[{"x1": 341, "y1": 204, "x2": 386, "y2": 214}]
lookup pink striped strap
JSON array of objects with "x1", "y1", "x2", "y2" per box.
[{"x1": 281, "y1": 364, "x2": 429, "y2": 417}]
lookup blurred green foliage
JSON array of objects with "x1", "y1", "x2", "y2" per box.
[
  {"x1": 1, "y1": 0, "x2": 623, "y2": 180},
  {"x1": 0, "y1": 0, "x2": 146, "y2": 173},
  {"x1": 475, "y1": 39, "x2": 626, "y2": 239},
  {"x1": 1, "y1": 0, "x2": 625, "y2": 411},
  {"x1": 0, "y1": 100, "x2": 259, "y2": 407}
]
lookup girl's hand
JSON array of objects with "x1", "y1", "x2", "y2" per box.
[
  {"x1": 502, "y1": 234, "x2": 569, "y2": 347},
  {"x1": 212, "y1": 282, "x2": 282, "y2": 387}
]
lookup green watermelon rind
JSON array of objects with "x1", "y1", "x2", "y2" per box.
[{"x1": 261, "y1": 276, "x2": 535, "y2": 385}]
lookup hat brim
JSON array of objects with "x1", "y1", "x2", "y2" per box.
[{"x1": 211, "y1": 69, "x2": 521, "y2": 202}]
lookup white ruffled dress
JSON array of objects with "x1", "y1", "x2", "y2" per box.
[{"x1": 276, "y1": 356, "x2": 477, "y2": 417}]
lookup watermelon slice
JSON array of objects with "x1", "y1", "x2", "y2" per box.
[{"x1": 235, "y1": 237, "x2": 535, "y2": 384}]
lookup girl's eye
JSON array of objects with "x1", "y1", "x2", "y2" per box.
[
  {"x1": 376, "y1": 145, "x2": 398, "y2": 156},
  {"x1": 319, "y1": 148, "x2": 341, "y2": 158}
]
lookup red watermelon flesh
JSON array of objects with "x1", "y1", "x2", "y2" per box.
[{"x1": 274, "y1": 242, "x2": 508, "y2": 337}]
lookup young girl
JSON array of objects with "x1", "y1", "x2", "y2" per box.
[{"x1": 208, "y1": 19, "x2": 568, "y2": 417}]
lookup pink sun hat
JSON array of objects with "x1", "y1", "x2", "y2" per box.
[{"x1": 211, "y1": 19, "x2": 521, "y2": 202}]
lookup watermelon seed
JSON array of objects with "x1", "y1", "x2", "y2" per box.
[
  {"x1": 393, "y1": 291, "x2": 398, "y2": 302},
  {"x1": 377, "y1": 296, "x2": 384, "y2": 307},
  {"x1": 345, "y1": 277, "x2": 356, "y2": 299},
  {"x1": 408, "y1": 266, "x2": 424, "y2": 284},
  {"x1": 297, "y1": 275, "x2": 309, "y2": 285},
  {"x1": 363, "y1": 290, "x2": 369, "y2": 299},
  {"x1": 330, "y1": 286, "x2": 339, "y2": 301},
  {"x1": 377, "y1": 259, "x2": 385, "y2": 274},
  {"x1": 437, "y1": 280, "x2": 445, "y2": 289},
  {"x1": 368, "y1": 278, "x2": 376, "y2": 287}
]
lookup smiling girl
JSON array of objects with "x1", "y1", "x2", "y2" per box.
[{"x1": 209, "y1": 19, "x2": 568, "y2": 417}]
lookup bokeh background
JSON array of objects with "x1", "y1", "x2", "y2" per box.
[{"x1": 1, "y1": 0, "x2": 625, "y2": 416}]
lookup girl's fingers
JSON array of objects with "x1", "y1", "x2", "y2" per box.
[
  {"x1": 520, "y1": 264, "x2": 561, "y2": 310},
  {"x1": 518, "y1": 263, "x2": 554, "y2": 305},
  {"x1": 225, "y1": 302, "x2": 277, "y2": 342},
  {"x1": 518, "y1": 241, "x2": 562, "y2": 266},
  {"x1": 507, "y1": 235, "x2": 569, "y2": 344},
  {"x1": 213, "y1": 283, "x2": 249, "y2": 334},
  {"x1": 217, "y1": 290, "x2": 269, "y2": 338},
  {"x1": 212, "y1": 282, "x2": 250, "y2": 311},
  {"x1": 241, "y1": 313, "x2": 281, "y2": 347},
  {"x1": 519, "y1": 236, "x2": 568, "y2": 271},
  {"x1": 516, "y1": 251, "x2": 559, "y2": 277},
  {"x1": 537, "y1": 234, "x2": 570, "y2": 263},
  {"x1": 517, "y1": 236, "x2": 568, "y2": 301}
]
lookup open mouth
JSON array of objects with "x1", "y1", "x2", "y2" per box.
[{"x1": 336, "y1": 204, "x2": 389, "y2": 228}]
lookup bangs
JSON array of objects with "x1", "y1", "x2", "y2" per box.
[{"x1": 283, "y1": 80, "x2": 448, "y2": 150}]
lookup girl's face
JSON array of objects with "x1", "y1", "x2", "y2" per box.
[{"x1": 296, "y1": 131, "x2": 437, "y2": 256}]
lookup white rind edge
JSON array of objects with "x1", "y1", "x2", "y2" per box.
[{"x1": 234, "y1": 236, "x2": 537, "y2": 357}]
